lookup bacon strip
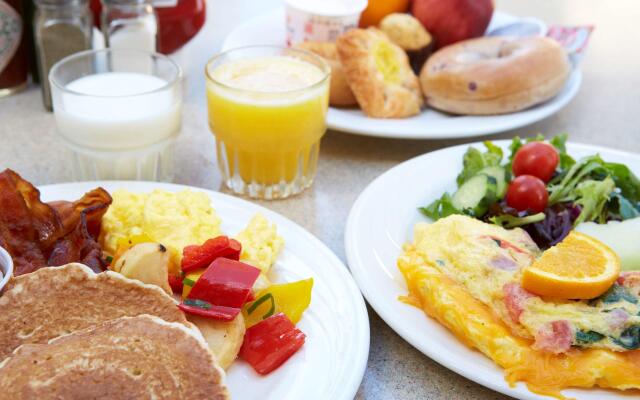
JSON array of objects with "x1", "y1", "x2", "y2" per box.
[{"x1": 0, "y1": 169, "x2": 112, "y2": 276}]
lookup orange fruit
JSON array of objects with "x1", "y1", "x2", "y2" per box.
[
  {"x1": 359, "y1": 0, "x2": 410, "y2": 28},
  {"x1": 522, "y1": 232, "x2": 620, "y2": 300}
]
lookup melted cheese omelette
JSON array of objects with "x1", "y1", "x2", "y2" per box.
[{"x1": 398, "y1": 215, "x2": 640, "y2": 398}]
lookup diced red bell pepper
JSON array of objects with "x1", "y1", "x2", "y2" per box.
[
  {"x1": 239, "y1": 313, "x2": 306, "y2": 375},
  {"x1": 168, "y1": 273, "x2": 184, "y2": 294},
  {"x1": 182, "y1": 236, "x2": 242, "y2": 273},
  {"x1": 178, "y1": 300, "x2": 240, "y2": 321},
  {"x1": 188, "y1": 258, "x2": 261, "y2": 308}
]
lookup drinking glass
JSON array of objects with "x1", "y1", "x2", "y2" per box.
[
  {"x1": 49, "y1": 48, "x2": 182, "y2": 181},
  {"x1": 205, "y1": 46, "x2": 330, "y2": 200}
]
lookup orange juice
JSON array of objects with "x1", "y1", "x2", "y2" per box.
[{"x1": 206, "y1": 48, "x2": 329, "y2": 199}]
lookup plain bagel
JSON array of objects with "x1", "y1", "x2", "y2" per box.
[{"x1": 419, "y1": 36, "x2": 571, "y2": 115}]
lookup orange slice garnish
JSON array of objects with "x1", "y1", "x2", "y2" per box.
[{"x1": 522, "y1": 232, "x2": 620, "y2": 299}]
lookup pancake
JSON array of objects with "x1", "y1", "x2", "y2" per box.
[
  {"x1": 0, "y1": 315, "x2": 229, "y2": 399},
  {"x1": 0, "y1": 263, "x2": 188, "y2": 361}
]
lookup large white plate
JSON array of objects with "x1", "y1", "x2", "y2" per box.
[
  {"x1": 39, "y1": 181, "x2": 370, "y2": 400},
  {"x1": 345, "y1": 141, "x2": 640, "y2": 400},
  {"x1": 221, "y1": 9, "x2": 582, "y2": 140}
]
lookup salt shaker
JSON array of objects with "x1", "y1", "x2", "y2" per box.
[
  {"x1": 101, "y1": 0, "x2": 157, "y2": 52},
  {"x1": 33, "y1": 0, "x2": 93, "y2": 110}
]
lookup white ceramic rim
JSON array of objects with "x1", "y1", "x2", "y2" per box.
[{"x1": 0, "y1": 246, "x2": 13, "y2": 292}]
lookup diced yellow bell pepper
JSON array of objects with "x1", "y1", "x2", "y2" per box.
[
  {"x1": 242, "y1": 278, "x2": 313, "y2": 328},
  {"x1": 117, "y1": 233, "x2": 154, "y2": 248},
  {"x1": 182, "y1": 268, "x2": 205, "y2": 298}
]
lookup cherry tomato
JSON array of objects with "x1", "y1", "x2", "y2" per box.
[
  {"x1": 512, "y1": 142, "x2": 559, "y2": 182},
  {"x1": 506, "y1": 175, "x2": 548, "y2": 213}
]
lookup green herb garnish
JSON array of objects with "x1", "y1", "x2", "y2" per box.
[
  {"x1": 246, "y1": 293, "x2": 275, "y2": 320},
  {"x1": 183, "y1": 299, "x2": 212, "y2": 310}
]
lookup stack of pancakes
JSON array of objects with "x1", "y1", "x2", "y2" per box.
[{"x1": 0, "y1": 263, "x2": 229, "y2": 399}]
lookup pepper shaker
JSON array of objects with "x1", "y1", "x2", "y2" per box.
[{"x1": 33, "y1": 0, "x2": 92, "y2": 111}]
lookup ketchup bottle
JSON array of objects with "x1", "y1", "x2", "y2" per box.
[{"x1": 0, "y1": 0, "x2": 28, "y2": 97}]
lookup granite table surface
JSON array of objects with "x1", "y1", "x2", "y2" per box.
[{"x1": 1, "y1": 0, "x2": 639, "y2": 399}]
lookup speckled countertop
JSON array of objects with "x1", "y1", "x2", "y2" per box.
[{"x1": 1, "y1": 0, "x2": 640, "y2": 399}]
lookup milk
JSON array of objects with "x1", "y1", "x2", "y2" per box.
[{"x1": 54, "y1": 72, "x2": 181, "y2": 180}]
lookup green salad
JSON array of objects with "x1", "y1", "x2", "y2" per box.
[{"x1": 420, "y1": 134, "x2": 640, "y2": 270}]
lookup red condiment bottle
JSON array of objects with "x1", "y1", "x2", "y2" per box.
[
  {"x1": 155, "y1": 0, "x2": 205, "y2": 54},
  {"x1": 0, "y1": 0, "x2": 28, "y2": 97}
]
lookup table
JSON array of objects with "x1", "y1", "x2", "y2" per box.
[{"x1": 1, "y1": 0, "x2": 639, "y2": 398}]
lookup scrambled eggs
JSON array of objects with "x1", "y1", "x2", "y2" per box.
[
  {"x1": 236, "y1": 214, "x2": 284, "y2": 274},
  {"x1": 399, "y1": 215, "x2": 640, "y2": 398},
  {"x1": 101, "y1": 189, "x2": 285, "y2": 278},
  {"x1": 101, "y1": 190, "x2": 222, "y2": 265}
]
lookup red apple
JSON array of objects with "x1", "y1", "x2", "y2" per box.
[{"x1": 411, "y1": 0, "x2": 494, "y2": 48}]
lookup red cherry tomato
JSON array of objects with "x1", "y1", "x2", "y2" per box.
[
  {"x1": 512, "y1": 142, "x2": 559, "y2": 182},
  {"x1": 506, "y1": 175, "x2": 548, "y2": 213}
]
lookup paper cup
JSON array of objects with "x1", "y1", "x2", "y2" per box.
[{"x1": 285, "y1": 0, "x2": 368, "y2": 45}]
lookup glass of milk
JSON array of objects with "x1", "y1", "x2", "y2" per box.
[{"x1": 49, "y1": 48, "x2": 182, "y2": 181}]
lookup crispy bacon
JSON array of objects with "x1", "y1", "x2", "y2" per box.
[{"x1": 0, "y1": 169, "x2": 112, "y2": 276}]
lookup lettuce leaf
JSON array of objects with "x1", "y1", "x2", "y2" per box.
[
  {"x1": 419, "y1": 193, "x2": 461, "y2": 220},
  {"x1": 456, "y1": 142, "x2": 503, "y2": 186},
  {"x1": 573, "y1": 177, "x2": 616, "y2": 225},
  {"x1": 490, "y1": 212, "x2": 545, "y2": 229}
]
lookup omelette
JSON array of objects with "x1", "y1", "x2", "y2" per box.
[{"x1": 398, "y1": 215, "x2": 640, "y2": 398}]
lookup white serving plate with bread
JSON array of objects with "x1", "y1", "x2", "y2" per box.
[{"x1": 222, "y1": 8, "x2": 582, "y2": 140}]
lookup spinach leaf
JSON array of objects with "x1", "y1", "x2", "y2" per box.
[
  {"x1": 598, "y1": 161, "x2": 640, "y2": 202},
  {"x1": 575, "y1": 330, "x2": 605, "y2": 345},
  {"x1": 607, "y1": 192, "x2": 640, "y2": 220},
  {"x1": 594, "y1": 284, "x2": 638, "y2": 304},
  {"x1": 614, "y1": 325, "x2": 640, "y2": 350}
]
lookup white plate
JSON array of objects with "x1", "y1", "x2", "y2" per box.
[
  {"x1": 221, "y1": 9, "x2": 582, "y2": 140},
  {"x1": 39, "y1": 181, "x2": 370, "y2": 400},
  {"x1": 345, "y1": 141, "x2": 640, "y2": 400}
]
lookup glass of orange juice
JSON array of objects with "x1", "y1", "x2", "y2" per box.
[{"x1": 205, "y1": 46, "x2": 330, "y2": 200}]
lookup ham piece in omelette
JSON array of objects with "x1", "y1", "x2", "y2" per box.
[{"x1": 398, "y1": 215, "x2": 640, "y2": 398}]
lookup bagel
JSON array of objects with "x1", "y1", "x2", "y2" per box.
[{"x1": 419, "y1": 36, "x2": 571, "y2": 115}]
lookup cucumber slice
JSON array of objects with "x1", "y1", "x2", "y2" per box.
[
  {"x1": 479, "y1": 166, "x2": 507, "y2": 198},
  {"x1": 452, "y1": 174, "x2": 498, "y2": 217}
]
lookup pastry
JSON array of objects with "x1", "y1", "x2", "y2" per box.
[
  {"x1": 337, "y1": 28, "x2": 424, "y2": 118},
  {"x1": 379, "y1": 13, "x2": 433, "y2": 73},
  {"x1": 295, "y1": 41, "x2": 358, "y2": 107}
]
